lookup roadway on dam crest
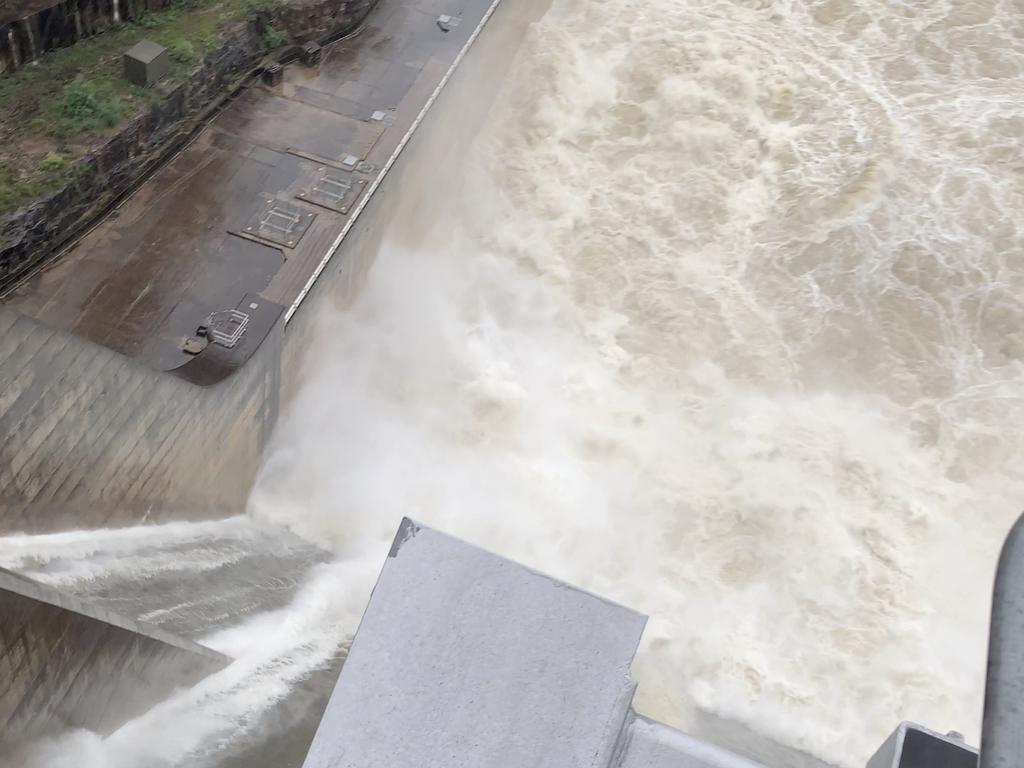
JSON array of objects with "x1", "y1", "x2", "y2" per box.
[{"x1": 2, "y1": 0, "x2": 496, "y2": 380}]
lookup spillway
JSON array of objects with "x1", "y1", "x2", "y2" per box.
[{"x1": 2, "y1": 0, "x2": 1023, "y2": 766}]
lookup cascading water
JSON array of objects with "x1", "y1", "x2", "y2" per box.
[
  {"x1": 3, "y1": 0, "x2": 1022, "y2": 766},
  {"x1": 252, "y1": 0, "x2": 1024, "y2": 762}
]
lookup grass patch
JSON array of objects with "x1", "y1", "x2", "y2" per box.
[
  {"x1": 0, "y1": 0, "x2": 288, "y2": 214},
  {"x1": 167, "y1": 38, "x2": 198, "y2": 64},
  {"x1": 228, "y1": 0, "x2": 287, "y2": 16},
  {"x1": 0, "y1": 0, "x2": 256, "y2": 144},
  {"x1": 59, "y1": 80, "x2": 123, "y2": 136},
  {"x1": 0, "y1": 160, "x2": 75, "y2": 214},
  {"x1": 37, "y1": 152, "x2": 67, "y2": 172}
]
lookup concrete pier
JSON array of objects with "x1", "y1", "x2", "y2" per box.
[{"x1": 302, "y1": 520, "x2": 764, "y2": 768}]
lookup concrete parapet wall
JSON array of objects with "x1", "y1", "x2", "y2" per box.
[
  {"x1": 0, "y1": 305, "x2": 282, "y2": 533},
  {"x1": 0, "y1": 567, "x2": 228, "y2": 751}
]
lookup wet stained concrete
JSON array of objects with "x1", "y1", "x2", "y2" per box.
[{"x1": 1, "y1": 0, "x2": 495, "y2": 377}]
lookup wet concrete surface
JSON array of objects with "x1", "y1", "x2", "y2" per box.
[
  {"x1": 0, "y1": 518, "x2": 330, "y2": 641},
  {"x1": 0, "y1": 517, "x2": 338, "y2": 766},
  {"x1": 0, "y1": 2, "x2": 549, "y2": 764},
  {"x1": 1, "y1": 0, "x2": 495, "y2": 380},
  {"x1": 0, "y1": 566, "x2": 229, "y2": 751}
]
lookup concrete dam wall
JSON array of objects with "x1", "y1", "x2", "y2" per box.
[
  {"x1": 0, "y1": 0, "x2": 550, "y2": 758},
  {"x1": 0, "y1": 303, "x2": 283, "y2": 534}
]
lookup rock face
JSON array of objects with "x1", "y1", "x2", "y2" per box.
[
  {"x1": 0, "y1": 0, "x2": 180, "y2": 75},
  {"x1": 279, "y1": 0, "x2": 376, "y2": 42},
  {"x1": 0, "y1": 0, "x2": 379, "y2": 289}
]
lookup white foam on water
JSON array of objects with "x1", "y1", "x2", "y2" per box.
[
  {"x1": 0, "y1": 517, "x2": 257, "y2": 586},
  {"x1": 15, "y1": 552, "x2": 383, "y2": 768},
  {"x1": 249, "y1": 0, "x2": 1024, "y2": 765}
]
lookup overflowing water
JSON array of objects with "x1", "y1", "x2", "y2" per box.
[
  {"x1": 254, "y1": 0, "x2": 1024, "y2": 762},
  {"x1": 5, "y1": 0, "x2": 1024, "y2": 766}
]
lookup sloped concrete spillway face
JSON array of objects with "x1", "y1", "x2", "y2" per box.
[
  {"x1": 0, "y1": 303, "x2": 283, "y2": 532},
  {"x1": 0, "y1": 567, "x2": 228, "y2": 755}
]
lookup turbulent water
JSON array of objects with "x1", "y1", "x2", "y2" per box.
[
  {"x1": 6, "y1": 0, "x2": 1024, "y2": 767},
  {"x1": 255, "y1": 0, "x2": 1024, "y2": 763}
]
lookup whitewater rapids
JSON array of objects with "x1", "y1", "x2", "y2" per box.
[{"x1": 254, "y1": 0, "x2": 1024, "y2": 764}]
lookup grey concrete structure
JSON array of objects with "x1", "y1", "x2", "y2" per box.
[
  {"x1": 302, "y1": 520, "x2": 766, "y2": 768},
  {"x1": 981, "y1": 512, "x2": 1024, "y2": 768},
  {"x1": 123, "y1": 39, "x2": 169, "y2": 88},
  {"x1": 0, "y1": 303, "x2": 283, "y2": 534},
  {"x1": 617, "y1": 715, "x2": 767, "y2": 768},
  {"x1": 0, "y1": 567, "x2": 228, "y2": 751},
  {"x1": 867, "y1": 723, "x2": 977, "y2": 768}
]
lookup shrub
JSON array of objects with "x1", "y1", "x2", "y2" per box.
[
  {"x1": 37, "y1": 152, "x2": 65, "y2": 172},
  {"x1": 168, "y1": 38, "x2": 197, "y2": 63},
  {"x1": 59, "y1": 81, "x2": 121, "y2": 135},
  {"x1": 262, "y1": 25, "x2": 288, "y2": 50}
]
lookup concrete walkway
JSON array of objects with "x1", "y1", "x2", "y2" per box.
[{"x1": 2, "y1": 0, "x2": 494, "y2": 377}]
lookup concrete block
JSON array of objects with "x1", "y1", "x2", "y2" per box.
[
  {"x1": 301, "y1": 520, "x2": 770, "y2": 768},
  {"x1": 618, "y1": 715, "x2": 768, "y2": 768},
  {"x1": 263, "y1": 62, "x2": 284, "y2": 87},
  {"x1": 299, "y1": 41, "x2": 322, "y2": 67},
  {"x1": 302, "y1": 519, "x2": 646, "y2": 768},
  {"x1": 123, "y1": 40, "x2": 170, "y2": 88}
]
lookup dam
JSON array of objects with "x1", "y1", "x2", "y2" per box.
[{"x1": 1, "y1": 0, "x2": 1023, "y2": 766}]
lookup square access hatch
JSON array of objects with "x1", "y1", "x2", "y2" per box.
[
  {"x1": 243, "y1": 196, "x2": 316, "y2": 248},
  {"x1": 296, "y1": 168, "x2": 367, "y2": 214}
]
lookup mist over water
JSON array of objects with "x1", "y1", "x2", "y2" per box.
[
  {"x1": 252, "y1": 0, "x2": 1024, "y2": 764},
  {"x1": 5, "y1": 0, "x2": 1023, "y2": 766}
]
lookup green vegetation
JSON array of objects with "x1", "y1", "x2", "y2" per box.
[
  {"x1": 37, "y1": 152, "x2": 67, "y2": 172},
  {"x1": 228, "y1": 0, "x2": 287, "y2": 16},
  {"x1": 0, "y1": 0, "x2": 290, "y2": 214},
  {"x1": 0, "y1": 1, "x2": 227, "y2": 142},
  {"x1": 0, "y1": 161, "x2": 74, "y2": 213},
  {"x1": 262, "y1": 25, "x2": 289, "y2": 50},
  {"x1": 59, "y1": 80, "x2": 123, "y2": 135},
  {"x1": 167, "y1": 38, "x2": 198, "y2": 64}
]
